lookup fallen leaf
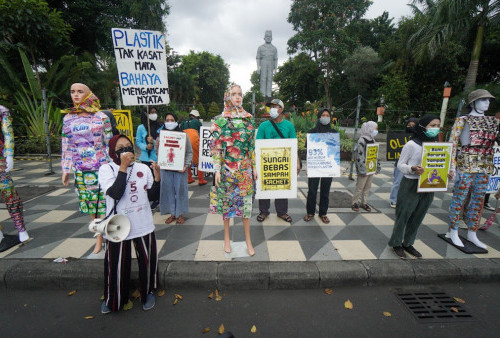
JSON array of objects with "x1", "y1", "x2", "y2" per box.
[
  {"x1": 67, "y1": 290, "x2": 77, "y2": 296},
  {"x1": 344, "y1": 299, "x2": 353, "y2": 310},
  {"x1": 218, "y1": 324, "x2": 225, "y2": 334},
  {"x1": 250, "y1": 325, "x2": 257, "y2": 333},
  {"x1": 215, "y1": 289, "x2": 222, "y2": 301},
  {"x1": 175, "y1": 294, "x2": 183, "y2": 300},
  {"x1": 383, "y1": 312, "x2": 391, "y2": 317},
  {"x1": 454, "y1": 297, "x2": 466, "y2": 304},
  {"x1": 324, "y1": 288, "x2": 333, "y2": 295},
  {"x1": 173, "y1": 298, "x2": 179, "y2": 305},
  {"x1": 84, "y1": 316, "x2": 94, "y2": 320},
  {"x1": 201, "y1": 327, "x2": 211, "y2": 334},
  {"x1": 132, "y1": 289, "x2": 140, "y2": 300},
  {"x1": 123, "y1": 300, "x2": 133, "y2": 311},
  {"x1": 450, "y1": 307, "x2": 459, "y2": 313},
  {"x1": 157, "y1": 290, "x2": 165, "y2": 297},
  {"x1": 208, "y1": 292, "x2": 214, "y2": 299}
]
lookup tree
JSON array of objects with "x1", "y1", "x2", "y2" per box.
[
  {"x1": 343, "y1": 46, "x2": 382, "y2": 95},
  {"x1": 287, "y1": 0, "x2": 373, "y2": 108},
  {"x1": 274, "y1": 53, "x2": 323, "y2": 106},
  {"x1": 346, "y1": 11, "x2": 396, "y2": 52},
  {"x1": 208, "y1": 101, "x2": 220, "y2": 118},
  {"x1": 409, "y1": 0, "x2": 500, "y2": 91},
  {"x1": 180, "y1": 51, "x2": 229, "y2": 106}
]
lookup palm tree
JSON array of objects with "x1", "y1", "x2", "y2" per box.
[{"x1": 409, "y1": 0, "x2": 500, "y2": 91}]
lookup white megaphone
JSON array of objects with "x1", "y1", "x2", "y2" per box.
[{"x1": 88, "y1": 215, "x2": 131, "y2": 242}]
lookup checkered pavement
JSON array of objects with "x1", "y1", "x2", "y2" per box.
[{"x1": 2, "y1": 158, "x2": 500, "y2": 261}]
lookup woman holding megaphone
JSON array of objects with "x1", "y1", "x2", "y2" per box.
[{"x1": 98, "y1": 135, "x2": 161, "y2": 314}]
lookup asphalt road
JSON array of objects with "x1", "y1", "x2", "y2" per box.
[{"x1": 2, "y1": 283, "x2": 499, "y2": 337}]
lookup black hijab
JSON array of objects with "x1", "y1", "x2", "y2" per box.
[
  {"x1": 141, "y1": 108, "x2": 161, "y2": 139},
  {"x1": 309, "y1": 108, "x2": 337, "y2": 133},
  {"x1": 406, "y1": 117, "x2": 419, "y2": 134},
  {"x1": 412, "y1": 114, "x2": 440, "y2": 145},
  {"x1": 162, "y1": 112, "x2": 181, "y2": 132}
]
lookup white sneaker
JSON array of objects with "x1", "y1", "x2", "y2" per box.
[
  {"x1": 484, "y1": 203, "x2": 495, "y2": 211},
  {"x1": 390, "y1": 202, "x2": 396, "y2": 208}
]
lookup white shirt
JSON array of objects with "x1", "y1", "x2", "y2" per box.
[
  {"x1": 98, "y1": 162, "x2": 155, "y2": 240},
  {"x1": 397, "y1": 140, "x2": 423, "y2": 179}
]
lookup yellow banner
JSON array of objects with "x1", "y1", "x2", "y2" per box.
[
  {"x1": 112, "y1": 110, "x2": 135, "y2": 143},
  {"x1": 365, "y1": 144, "x2": 379, "y2": 175},
  {"x1": 418, "y1": 142, "x2": 452, "y2": 192},
  {"x1": 260, "y1": 147, "x2": 292, "y2": 191}
]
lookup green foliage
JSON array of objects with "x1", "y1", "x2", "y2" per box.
[
  {"x1": 208, "y1": 101, "x2": 221, "y2": 119},
  {"x1": 14, "y1": 134, "x2": 62, "y2": 155},
  {"x1": 343, "y1": 46, "x2": 382, "y2": 95},
  {"x1": 196, "y1": 103, "x2": 207, "y2": 121},
  {"x1": 378, "y1": 72, "x2": 410, "y2": 111}
]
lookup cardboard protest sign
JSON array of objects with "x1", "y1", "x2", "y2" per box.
[
  {"x1": 157, "y1": 130, "x2": 186, "y2": 171},
  {"x1": 417, "y1": 142, "x2": 452, "y2": 192},
  {"x1": 365, "y1": 144, "x2": 379, "y2": 175},
  {"x1": 386, "y1": 131, "x2": 412, "y2": 161},
  {"x1": 112, "y1": 110, "x2": 134, "y2": 143},
  {"x1": 306, "y1": 133, "x2": 340, "y2": 177},
  {"x1": 198, "y1": 126, "x2": 214, "y2": 173},
  {"x1": 487, "y1": 146, "x2": 500, "y2": 193},
  {"x1": 255, "y1": 139, "x2": 297, "y2": 199},
  {"x1": 111, "y1": 28, "x2": 169, "y2": 106}
]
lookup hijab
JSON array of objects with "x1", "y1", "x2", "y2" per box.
[
  {"x1": 309, "y1": 108, "x2": 337, "y2": 133},
  {"x1": 359, "y1": 121, "x2": 378, "y2": 141},
  {"x1": 222, "y1": 83, "x2": 252, "y2": 119},
  {"x1": 163, "y1": 112, "x2": 181, "y2": 131},
  {"x1": 68, "y1": 92, "x2": 101, "y2": 114},
  {"x1": 108, "y1": 135, "x2": 132, "y2": 165},
  {"x1": 406, "y1": 117, "x2": 419, "y2": 134},
  {"x1": 412, "y1": 114, "x2": 440, "y2": 145},
  {"x1": 140, "y1": 108, "x2": 161, "y2": 139}
]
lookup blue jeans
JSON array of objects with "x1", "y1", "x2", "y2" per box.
[{"x1": 389, "y1": 166, "x2": 404, "y2": 204}]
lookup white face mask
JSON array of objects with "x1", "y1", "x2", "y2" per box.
[
  {"x1": 319, "y1": 116, "x2": 330, "y2": 126},
  {"x1": 164, "y1": 121, "x2": 178, "y2": 130},
  {"x1": 149, "y1": 113, "x2": 158, "y2": 121},
  {"x1": 269, "y1": 108, "x2": 279, "y2": 119},
  {"x1": 474, "y1": 99, "x2": 490, "y2": 114},
  {"x1": 371, "y1": 130, "x2": 378, "y2": 138}
]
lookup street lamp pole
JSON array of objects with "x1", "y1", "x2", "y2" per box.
[{"x1": 438, "y1": 81, "x2": 452, "y2": 141}]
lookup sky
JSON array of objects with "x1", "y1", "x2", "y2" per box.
[{"x1": 166, "y1": 0, "x2": 414, "y2": 94}]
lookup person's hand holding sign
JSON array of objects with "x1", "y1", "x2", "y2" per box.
[{"x1": 411, "y1": 165, "x2": 424, "y2": 175}]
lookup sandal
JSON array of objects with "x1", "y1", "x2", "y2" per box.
[
  {"x1": 320, "y1": 215, "x2": 330, "y2": 224},
  {"x1": 351, "y1": 203, "x2": 359, "y2": 212},
  {"x1": 278, "y1": 214, "x2": 293, "y2": 223},
  {"x1": 176, "y1": 215, "x2": 185, "y2": 224},
  {"x1": 303, "y1": 214, "x2": 314, "y2": 222},
  {"x1": 361, "y1": 204, "x2": 372, "y2": 212},
  {"x1": 257, "y1": 213, "x2": 268, "y2": 222},
  {"x1": 165, "y1": 215, "x2": 176, "y2": 224}
]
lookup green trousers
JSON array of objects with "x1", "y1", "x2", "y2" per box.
[{"x1": 388, "y1": 177, "x2": 434, "y2": 247}]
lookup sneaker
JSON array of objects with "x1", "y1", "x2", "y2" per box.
[
  {"x1": 150, "y1": 200, "x2": 159, "y2": 210},
  {"x1": 392, "y1": 246, "x2": 407, "y2": 259},
  {"x1": 403, "y1": 245, "x2": 422, "y2": 258},
  {"x1": 143, "y1": 293, "x2": 156, "y2": 311},
  {"x1": 390, "y1": 202, "x2": 396, "y2": 208},
  {"x1": 351, "y1": 203, "x2": 359, "y2": 212},
  {"x1": 101, "y1": 301, "x2": 111, "y2": 314},
  {"x1": 484, "y1": 203, "x2": 495, "y2": 211}
]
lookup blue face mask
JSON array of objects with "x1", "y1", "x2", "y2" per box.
[{"x1": 424, "y1": 127, "x2": 440, "y2": 138}]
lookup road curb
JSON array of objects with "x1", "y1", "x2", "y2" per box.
[{"x1": 2, "y1": 259, "x2": 500, "y2": 290}]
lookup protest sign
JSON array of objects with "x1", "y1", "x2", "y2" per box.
[
  {"x1": 112, "y1": 110, "x2": 134, "y2": 143},
  {"x1": 386, "y1": 131, "x2": 412, "y2": 161},
  {"x1": 306, "y1": 133, "x2": 340, "y2": 177},
  {"x1": 157, "y1": 130, "x2": 186, "y2": 171},
  {"x1": 111, "y1": 28, "x2": 169, "y2": 106},
  {"x1": 487, "y1": 146, "x2": 500, "y2": 193},
  {"x1": 365, "y1": 144, "x2": 379, "y2": 175},
  {"x1": 417, "y1": 142, "x2": 452, "y2": 192},
  {"x1": 255, "y1": 138, "x2": 297, "y2": 199},
  {"x1": 198, "y1": 126, "x2": 214, "y2": 173}
]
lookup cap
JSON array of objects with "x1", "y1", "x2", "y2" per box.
[
  {"x1": 467, "y1": 89, "x2": 495, "y2": 106},
  {"x1": 266, "y1": 99, "x2": 284, "y2": 109},
  {"x1": 189, "y1": 109, "x2": 200, "y2": 117}
]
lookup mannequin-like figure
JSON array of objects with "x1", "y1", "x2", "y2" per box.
[
  {"x1": 448, "y1": 89, "x2": 497, "y2": 249},
  {"x1": 0, "y1": 104, "x2": 29, "y2": 252},
  {"x1": 61, "y1": 83, "x2": 112, "y2": 255},
  {"x1": 256, "y1": 30, "x2": 278, "y2": 99}
]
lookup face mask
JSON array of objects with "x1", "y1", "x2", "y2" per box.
[
  {"x1": 406, "y1": 126, "x2": 414, "y2": 133},
  {"x1": 424, "y1": 127, "x2": 440, "y2": 138},
  {"x1": 371, "y1": 130, "x2": 378, "y2": 138},
  {"x1": 164, "y1": 121, "x2": 178, "y2": 130},
  {"x1": 319, "y1": 116, "x2": 330, "y2": 126},
  {"x1": 149, "y1": 113, "x2": 158, "y2": 121},
  {"x1": 269, "y1": 108, "x2": 279, "y2": 119},
  {"x1": 115, "y1": 146, "x2": 134, "y2": 164}
]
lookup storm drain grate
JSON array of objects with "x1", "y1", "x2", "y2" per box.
[{"x1": 395, "y1": 289, "x2": 474, "y2": 323}]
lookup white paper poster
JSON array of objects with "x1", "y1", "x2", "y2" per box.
[
  {"x1": 487, "y1": 146, "x2": 500, "y2": 193},
  {"x1": 306, "y1": 133, "x2": 341, "y2": 178},
  {"x1": 198, "y1": 126, "x2": 214, "y2": 173},
  {"x1": 157, "y1": 130, "x2": 186, "y2": 171},
  {"x1": 112, "y1": 28, "x2": 169, "y2": 106}
]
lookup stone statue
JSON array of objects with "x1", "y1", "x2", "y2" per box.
[{"x1": 256, "y1": 30, "x2": 278, "y2": 98}]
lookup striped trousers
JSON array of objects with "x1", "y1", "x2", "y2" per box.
[{"x1": 103, "y1": 232, "x2": 158, "y2": 312}]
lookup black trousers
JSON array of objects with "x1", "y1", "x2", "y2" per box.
[
  {"x1": 306, "y1": 177, "x2": 333, "y2": 216},
  {"x1": 259, "y1": 198, "x2": 288, "y2": 216}
]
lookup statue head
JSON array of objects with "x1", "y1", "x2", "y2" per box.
[
  {"x1": 264, "y1": 30, "x2": 272, "y2": 43},
  {"x1": 70, "y1": 83, "x2": 91, "y2": 105}
]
